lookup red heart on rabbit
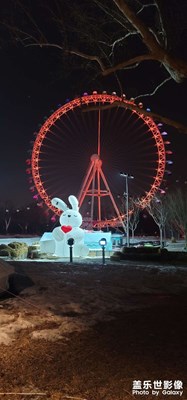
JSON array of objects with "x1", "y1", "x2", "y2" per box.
[{"x1": 61, "y1": 225, "x2": 72, "y2": 234}]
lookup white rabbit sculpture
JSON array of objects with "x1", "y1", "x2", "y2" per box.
[{"x1": 52, "y1": 195, "x2": 89, "y2": 258}]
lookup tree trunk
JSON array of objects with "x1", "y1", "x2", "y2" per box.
[
  {"x1": 159, "y1": 226, "x2": 163, "y2": 248},
  {"x1": 131, "y1": 228, "x2": 134, "y2": 242},
  {"x1": 184, "y1": 228, "x2": 187, "y2": 251},
  {"x1": 5, "y1": 217, "x2": 11, "y2": 234}
]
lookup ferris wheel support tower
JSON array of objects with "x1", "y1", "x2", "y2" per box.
[{"x1": 78, "y1": 109, "x2": 125, "y2": 228}]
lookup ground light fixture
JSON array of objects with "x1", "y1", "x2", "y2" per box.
[
  {"x1": 99, "y1": 238, "x2": 107, "y2": 265},
  {"x1": 120, "y1": 172, "x2": 134, "y2": 247},
  {"x1": 67, "y1": 238, "x2": 74, "y2": 263}
]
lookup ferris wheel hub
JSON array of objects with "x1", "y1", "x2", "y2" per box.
[
  {"x1": 91, "y1": 153, "x2": 100, "y2": 161},
  {"x1": 90, "y1": 154, "x2": 102, "y2": 166}
]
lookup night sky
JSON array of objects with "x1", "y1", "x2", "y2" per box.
[{"x1": 1, "y1": 2, "x2": 187, "y2": 209}]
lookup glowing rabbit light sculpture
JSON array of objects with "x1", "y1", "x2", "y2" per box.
[{"x1": 52, "y1": 195, "x2": 89, "y2": 258}]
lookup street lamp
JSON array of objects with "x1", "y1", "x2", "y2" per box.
[
  {"x1": 67, "y1": 238, "x2": 74, "y2": 263},
  {"x1": 99, "y1": 238, "x2": 107, "y2": 265},
  {"x1": 120, "y1": 172, "x2": 134, "y2": 247}
]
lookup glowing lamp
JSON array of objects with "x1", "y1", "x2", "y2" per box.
[
  {"x1": 93, "y1": 91, "x2": 97, "y2": 94},
  {"x1": 99, "y1": 238, "x2": 107, "y2": 247},
  {"x1": 67, "y1": 238, "x2": 74, "y2": 246},
  {"x1": 161, "y1": 131, "x2": 168, "y2": 135}
]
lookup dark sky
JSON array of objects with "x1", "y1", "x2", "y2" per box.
[
  {"x1": 0, "y1": 46, "x2": 71, "y2": 207},
  {"x1": 1, "y1": 3, "x2": 187, "y2": 209}
]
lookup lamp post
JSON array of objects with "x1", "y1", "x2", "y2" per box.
[
  {"x1": 67, "y1": 238, "x2": 74, "y2": 263},
  {"x1": 99, "y1": 238, "x2": 107, "y2": 265},
  {"x1": 120, "y1": 172, "x2": 134, "y2": 247}
]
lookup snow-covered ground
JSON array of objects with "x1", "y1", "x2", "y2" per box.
[{"x1": 0, "y1": 256, "x2": 187, "y2": 346}]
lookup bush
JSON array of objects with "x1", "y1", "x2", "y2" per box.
[
  {"x1": 30, "y1": 250, "x2": 41, "y2": 259},
  {"x1": 0, "y1": 249, "x2": 10, "y2": 257},
  {"x1": 110, "y1": 252, "x2": 122, "y2": 261},
  {"x1": 0, "y1": 244, "x2": 9, "y2": 250},
  {"x1": 8, "y1": 242, "x2": 28, "y2": 259},
  {"x1": 8, "y1": 242, "x2": 22, "y2": 249},
  {"x1": 10, "y1": 249, "x2": 18, "y2": 258},
  {"x1": 28, "y1": 245, "x2": 40, "y2": 258},
  {"x1": 122, "y1": 246, "x2": 160, "y2": 254}
]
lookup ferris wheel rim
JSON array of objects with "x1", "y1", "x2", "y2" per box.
[{"x1": 31, "y1": 93, "x2": 166, "y2": 223}]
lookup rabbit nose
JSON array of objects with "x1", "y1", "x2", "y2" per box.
[{"x1": 68, "y1": 214, "x2": 71, "y2": 217}]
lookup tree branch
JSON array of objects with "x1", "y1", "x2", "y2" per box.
[
  {"x1": 134, "y1": 76, "x2": 172, "y2": 100},
  {"x1": 110, "y1": 0, "x2": 187, "y2": 82},
  {"x1": 102, "y1": 54, "x2": 156, "y2": 75},
  {"x1": 113, "y1": 0, "x2": 163, "y2": 53},
  {"x1": 65, "y1": 49, "x2": 106, "y2": 72},
  {"x1": 82, "y1": 101, "x2": 187, "y2": 133}
]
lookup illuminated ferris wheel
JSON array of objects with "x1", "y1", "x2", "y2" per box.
[{"x1": 27, "y1": 92, "x2": 171, "y2": 228}]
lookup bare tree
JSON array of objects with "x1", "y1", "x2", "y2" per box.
[
  {"x1": 1, "y1": 0, "x2": 187, "y2": 131},
  {"x1": 118, "y1": 195, "x2": 140, "y2": 242},
  {"x1": 166, "y1": 188, "x2": 187, "y2": 249},
  {"x1": 129, "y1": 198, "x2": 140, "y2": 241},
  {"x1": 0, "y1": 203, "x2": 14, "y2": 234},
  {"x1": 146, "y1": 193, "x2": 168, "y2": 248}
]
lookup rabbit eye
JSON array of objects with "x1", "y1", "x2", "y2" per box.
[
  {"x1": 63, "y1": 214, "x2": 66, "y2": 216},
  {"x1": 74, "y1": 215, "x2": 78, "y2": 217}
]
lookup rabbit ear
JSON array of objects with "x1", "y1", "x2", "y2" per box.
[
  {"x1": 68, "y1": 195, "x2": 79, "y2": 211},
  {"x1": 51, "y1": 197, "x2": 68, "y2": 211}
]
